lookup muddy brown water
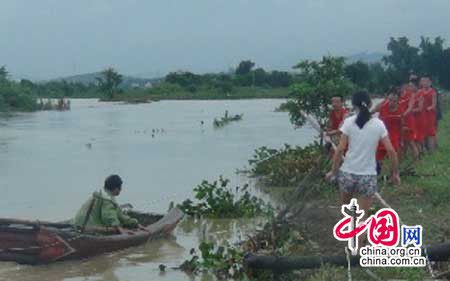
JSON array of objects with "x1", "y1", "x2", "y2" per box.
[{"x1": 0, "y1": 99, "x2": 316, "y2": 281}]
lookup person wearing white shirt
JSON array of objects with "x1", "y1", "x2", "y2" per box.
[{"x1": 326, "y1": 91, "x2": 400, "y2": 215}]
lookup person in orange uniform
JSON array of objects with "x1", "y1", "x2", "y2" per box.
[
  {"x1": 375, "y1": 87, "x2": 406, "y2": 168},
  {"x1": 325, "y1": 95, "x2": 349, "y2": 156},
  {"x1": 420, "y1": 77, "x2": 438, "y2": 151},
  {"x1": 400, "y1": 76, "x2": 419, "y2": 159},
  {"x1": 413, "y1": 78, "x2": 427, "y2": 153}
]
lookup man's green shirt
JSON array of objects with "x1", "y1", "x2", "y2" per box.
[{"x1": 72, "y1": 189, "x2": 138, "y2": 228}]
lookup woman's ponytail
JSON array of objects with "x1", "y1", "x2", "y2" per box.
[{"x1": 352, "y1": 91, "x2": 372, "y2": 129}]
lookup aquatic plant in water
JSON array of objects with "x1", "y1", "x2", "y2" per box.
[
  {"x1": 179, "y1": 241, "x2": 247, "y2": 280},
  {"x1": 178, "y1": 177, "x2": 273, "y2": 218}
]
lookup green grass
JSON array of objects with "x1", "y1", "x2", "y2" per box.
[
  {"x1": 254, "y1": 108, "x2": 450, "y2": 280},
  {"x1": 380, "y1": 112, "x2": 450, "y2": 244},
  {"x1": 318, "y1": 116, "x2": 450, "y2": 278}
]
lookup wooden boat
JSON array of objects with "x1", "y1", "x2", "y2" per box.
[
  {"x1": 213, "y1": 113, "x2": 244, "y2": 127},
  {"x1": 0, "y1": 208, "x2": 184, "y2": 265}
]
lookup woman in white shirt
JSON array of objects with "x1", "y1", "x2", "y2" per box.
[{"x1": 326, "y1": 91, "x2": 400, "y2": 214}]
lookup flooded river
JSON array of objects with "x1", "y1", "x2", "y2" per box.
[{"x1": 0, "y1": 99, "x2": 315, "y2": 281}]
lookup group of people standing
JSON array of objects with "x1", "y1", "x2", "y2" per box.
[
  {"x1": 373, "y1": 75, "x2": 439, "y2": 163},
  {"x1": 324, "y1": 75, "x2": 440, "y2": 245}
]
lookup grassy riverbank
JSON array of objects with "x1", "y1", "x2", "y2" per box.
[
  {"x1": 249, "y1": 107, "x2": 450, "y2": 280},
  {"x1": 95, "y1": 86, "x2": 289, "y2": 103},
  {"x1": 121, "y1": 86, "x2": 290, "y2": 101}
]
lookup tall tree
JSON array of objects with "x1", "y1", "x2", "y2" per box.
[
  {"x1": 96, "y1": 68, "x2": 123, "y2": 100},
  {"x1": 235, "y1": 60, "x2": 255, "y2": 75},
  {"x1": 440, "y1": 48, "x2": 450, "y2": 89},
  {"x1": 344, "y1": 61, "x2": 370, "y2": 90},
  {"x1": 165, "y1": 71, "x2": 201, "y2": 89},
  {"x1": 0, "y1": 66, "x2": 8, "y2": 83},
  {"x1": 419, "y1": 36, "x2": 445, "y2": 79},
  {"x1": 253, "y1": 68, "x2": 267, "y2": 86},
  {"x1": 383, "y1": 37, "x2": 420, "y2": 84},
  {"x1": 268, "y1": 71, "x2": 292, "y2": 87}
]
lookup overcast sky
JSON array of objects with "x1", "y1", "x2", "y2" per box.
[{"x1": 1, "y1": 0, "x2": 450, "y2": 80}]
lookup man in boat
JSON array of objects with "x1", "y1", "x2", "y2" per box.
[{"x1": 72, "y1": 175, "x2": 140, "y2": 233}]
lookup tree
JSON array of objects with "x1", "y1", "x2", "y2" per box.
[
  {"x1": 96, "y1": 68, "x2": 123, "y2": 100},
  {"x1": 61, "y1": 80, "x2": 75, "y2": 97},
  {"x1": 344, "y1": 61, "x2": 370, "y2": 90},
  {"x1": 419, "y1": 36, "x2": 445, "y2": 79},
  {"x1": 20, "y1": 79, "x2": 34, "y2": 88},
  {"x1": 383, "y1": 37, "x2": 420, "y2": 84},
  {"x1": 440, "y1": 48, "x2": 450, "y2": 89},
  {"x1": 367, "y1": 62, "x2": 389, "y2": 94},
  {"x1": 215, "y1": 80, "x2": 233, "y2": 93},
  {"x1": 0, "y1": 70, "x2": 37, "y2": 111},
  {"x1": 288, "y1": 56, "x2": 354, "y2": 135},
  {"x1": 235, "y1": 60, "x2": 255, "y2": 75},
  {"x1": 0, "y1": 66, "x2": 8, "y2": 84},
  {"x1": 268, "y1": 71, "x2": 293, "y2": 87},
  {"x1": 253, "y1": 68, "x2": 267, "y2": 86},
  {"x1": 234, "y1": 73, "x2": 253, "y2": 87},
  {"x1": 165, "y1": 71, "x2": 201, "y2": 91}
]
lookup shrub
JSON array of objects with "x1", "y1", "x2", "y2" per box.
[
  {"x1": 249, "y1": 144, "x2": 323, "y2": 187},
  {"x1": 178, "y1": 177, "x2": 273, "y2": 218}
]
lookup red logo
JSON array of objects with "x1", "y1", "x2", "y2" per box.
[
  {"x1": 367, "y1": 209, "x2": 399, "y2": 247},
  {"x1": 333, "y1": 199, "x2": 400, "y2": 255}
]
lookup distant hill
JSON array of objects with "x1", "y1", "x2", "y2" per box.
[
  {"x1": 346, "y1": 52, "x2": 386, "y2": 64},
  {"x1": 53, "y1": 72, "x2": 163, "y2": 88}
]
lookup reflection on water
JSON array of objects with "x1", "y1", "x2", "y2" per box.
[
  {"x1": 177, "y1": 216, "x2": 265, "y2": 245},
  {"x1": 0, "y1": 99, "x2": 314, "y2": 280}
]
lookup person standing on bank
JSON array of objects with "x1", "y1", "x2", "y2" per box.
[
  {"x1": 325, "y1": 95, "x2": 349, "y2": 158},
  {"x1": 326, "y1": 91, "x2": 400, "y2": 216},
  {"x1": 420, "y1": 77, "x2": 438, "y2": 151}
]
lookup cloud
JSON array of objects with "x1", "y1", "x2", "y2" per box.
[{"x1": 1, "y1": 0, "x2": 450, "y2": 80}]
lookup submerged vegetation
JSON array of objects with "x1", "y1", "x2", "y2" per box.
[
  {"x1": 178, "y1": 177, "x2": 273, "y2": 218},
  {"x1": 179, "y1": 241, "x2": 246, "y2": 280}
]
